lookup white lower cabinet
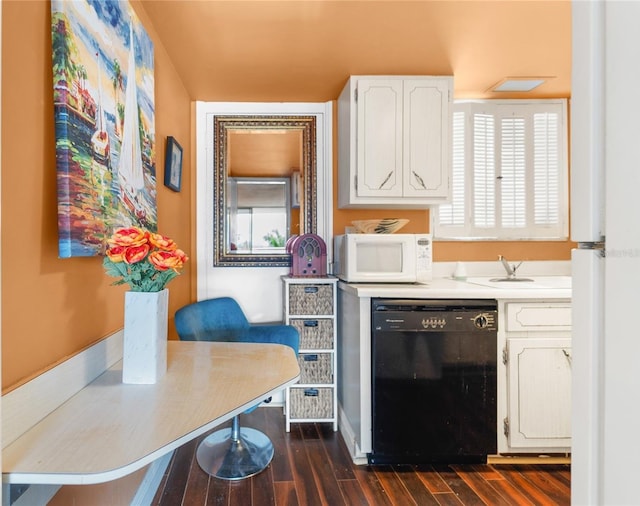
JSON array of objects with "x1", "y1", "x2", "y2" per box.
[
  {"x1": 498, "y1": 300, "x2": 572, "y2": 454},
  {"x1": 506, "y1": 337, "x2": 572, "y2": 449}
]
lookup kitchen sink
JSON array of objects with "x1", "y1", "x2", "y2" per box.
[{"x1": 464, "y1": 276, "x2": 572, "y2": 289}]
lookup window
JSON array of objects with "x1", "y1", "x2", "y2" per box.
[{"x1": 434, "y1": 99, "x2": 568, "y2": 240}]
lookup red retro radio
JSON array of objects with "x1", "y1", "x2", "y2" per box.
[{"x1": 286, "y1": 233, "x2": 327, "y2": 277}]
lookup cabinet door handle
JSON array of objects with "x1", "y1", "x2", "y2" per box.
[
  {"x1": 412, "y1": 171, "x2": 427, "y2": 189},
  {"x1": 562, "y1": 349, "x2": 572, "y2": 366},
  {"x1": 378, "y1": 170, "x2": 394, "y2": 189}
]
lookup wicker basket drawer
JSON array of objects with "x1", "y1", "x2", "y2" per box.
[
  {"x1": 290, "y1": 387, "x2": 334, "y2": 419},
  {"x1": 298, "y1": 353, "x2": 333, "y2": 384},
  {"x1": 290, "y1": 319, "x2": 334, "y2": 349},
  {"x1": 289, "y1": 284, "x2": 334, "y2": 315}
]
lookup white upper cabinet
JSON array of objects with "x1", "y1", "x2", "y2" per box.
[{"x1": 338, "y1": 76, "x2": 453, "y2": 208}]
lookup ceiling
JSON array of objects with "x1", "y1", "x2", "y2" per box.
[{"x1": 140, "y1": 1, "x2": 571, "y2": 103}]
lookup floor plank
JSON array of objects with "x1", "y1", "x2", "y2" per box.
[
  {"x1": 153, "y1": 407, "x2": 571, "y2": 506},
  {"x1": 205, "y1": 474, "x2": 229, "y2": 506},
  {"x1": 432, "y1": 492, "x2": 465, "y2": 506},
  {"x1": 352, "y1": 464, "x2": 394, "y2": 506},
  {"x1": 182, "y1": 438, "x2": 211, "y2": 506},
  {"x1": 337, "y1": 478, "x2": 370, "y2": 506},
  {"x1": 451, "y1": 464, "x2": 514, "y2": 506},
  {"x1": 373, "y1": 465, "x2": 418, "y2": 505},
  {"x1": 287, "y1": 423, "x2": 323, "y2": 506},
  {"x1": 486, "y1": 478, "x2": 535, "y2": 506},
  {"x1": 494, "y1": 465, "x2": 562, "y2": 506},
  {"x1": 432, "y1": 465, "x2": 487, "y2": 506},
  {"x1": 414, "y1": 464, "x2": 454, "y2": 494},
  {"x1": 508, "y1": 465, "x2": 570, "y2": 506},
  {"x1": 317, "y1": 423, "x2": 356, "y2": 481},
  {"x1": 155, "y1": 437, "x2": 198, "y2": 505},
  {"x1": 392, "y1": 465, "x2": 440, "y2": 505},
  {"x1": 300, "y1": 424, "x2": 347, "y2": 505},
  {"x1": 274, "y1": 481, "x2": 298, "y2": 506}
]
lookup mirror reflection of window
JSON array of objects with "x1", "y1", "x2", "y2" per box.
[
  {"x1": 235, "y1": 208, "x2": 288, "y2": 253},
  {"x1": 227, "y1": 178, "x2": 289, "y2": 254}
]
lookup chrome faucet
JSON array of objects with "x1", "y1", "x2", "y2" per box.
[{"x1": 499, "y1": 255, "x2": 523, "y2": 279}]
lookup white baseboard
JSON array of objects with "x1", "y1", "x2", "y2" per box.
[
  {"x1": 337, "y1": 404, "x2": 368, "y2": 465},
  {"x1": 2, "y1": 331, "x2": 123, "y2": 448}
]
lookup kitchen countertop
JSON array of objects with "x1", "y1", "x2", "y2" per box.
[{"x1": 338, "y1": 276, "x2": 572, "y2": 300}]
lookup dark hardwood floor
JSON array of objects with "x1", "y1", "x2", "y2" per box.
[{"x1": 152, "y1": 407, "x2": 570, "y2": 506}]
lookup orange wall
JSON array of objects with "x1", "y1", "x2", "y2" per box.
[{"x1": 1, "y1": 0, "x2": 193, "y2": 390}]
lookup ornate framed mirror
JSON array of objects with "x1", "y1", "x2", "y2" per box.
[{"x1": 213, "y1": 115, "x2": 317, "y2": 267}]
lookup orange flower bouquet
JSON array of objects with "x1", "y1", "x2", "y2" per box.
[{"x1": 103, "y1": 226, "x2": 188, "y2": 292}]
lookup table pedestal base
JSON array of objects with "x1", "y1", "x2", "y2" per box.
[{"x1": 196, "y1": 416, "x2": 274, "y2": 480}]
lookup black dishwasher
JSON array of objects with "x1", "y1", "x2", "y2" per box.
[{"x1": 370, "y1": 299, "x2": 497, "y2": 464}]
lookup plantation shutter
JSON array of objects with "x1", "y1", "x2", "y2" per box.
[
  {"x1": 533, "y1": 112, "x2": 560, "y2": 226},
  {"x1": 499, "y1": 114, "x2": 526, "y2": 228},
  {"x1": 472, "y1": 112, "x2": 496, "y2": 228},
  {"x1": 438, "y1": 111, "x2": 466, "y2": 226},
  {"x1": 434, "y1": 100, "x2": 567, "y2": 240}
]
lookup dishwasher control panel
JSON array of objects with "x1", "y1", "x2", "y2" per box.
[{"x1": 372, "y1": 299, "x2": 498, "y2": 332}]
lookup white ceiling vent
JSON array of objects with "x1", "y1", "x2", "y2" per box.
[{"x1": 489, "y1": 78, "x2": 549, "y2": 93}]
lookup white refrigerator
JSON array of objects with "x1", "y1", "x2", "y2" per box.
[{"x1": 571, "y1": 2, "x2": 640, "y2": 504}]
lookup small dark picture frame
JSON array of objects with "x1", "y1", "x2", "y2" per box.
[{"x1": 164, "y1": 136, "x2": 183, "y2": 192}]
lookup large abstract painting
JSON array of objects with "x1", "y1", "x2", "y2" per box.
[{"x1": 52, "y1": 0, "x2": 156, "y2": 258}]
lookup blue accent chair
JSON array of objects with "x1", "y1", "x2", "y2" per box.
[{"x1": 174, "y1": 297, "x2": 299, "y2": 480}]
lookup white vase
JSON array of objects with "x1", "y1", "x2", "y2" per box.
[{"x1": 122, "y1": 289, "x2": 169, "y2": 384}]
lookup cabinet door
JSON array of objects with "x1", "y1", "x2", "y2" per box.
[
  {"x1": 356, "y1": 79, "x2": 403, "y2": 197},
  {"x1": 403, "y1": 79, "x2": 450, "y2": 198},
  {"x1": 507, "y1": 337, "x2": 572, "y2": 449}
]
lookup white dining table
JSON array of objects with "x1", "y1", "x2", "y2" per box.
[{"x1": 2, "y1": 341, "x2": 300, "y2": 485}]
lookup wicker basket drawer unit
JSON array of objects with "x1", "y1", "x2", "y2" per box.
[
  {"x1": 290, "y1": 319, "x2": 334, "y2": 349},
  {"x1": 283, "y1": 276, "x2": 338, "y2": 430},
  {"x1": 288, "y1": 284, "x2": 334, "y2": 315},
  {"x1": 290, "y1": 388, "x2": 334, "y2": 419},
  {"x1": 298, "y1": 353, "x2": 333, "y2": 384}
]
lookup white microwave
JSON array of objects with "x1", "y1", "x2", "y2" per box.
[{"x1": 333, "y1": 234, "x2": 432, "y2": 283}]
